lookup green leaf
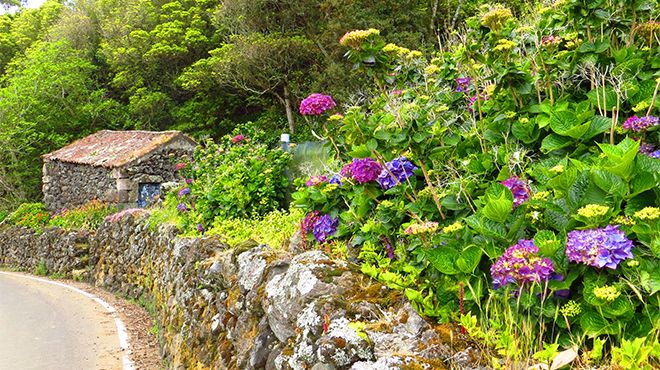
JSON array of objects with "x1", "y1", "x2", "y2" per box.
[
  {"x1": 591, "y1": 169, "x2": 626, "y2": 198},
  {"x1": 549, "y1": 111, "x2": 590, "y2": 139},
  {"x1": 583, "y1": 115, "x2": 612, "y2": 140},
  {"x1": 580, "y1": 310, "x2": 618, "y2": 336},
  {"x1": 512, "y1": 119, "x2": 540, "y2": 144},
  {"x1": 482, "y1": 183, "x2": 514, "y2": 223},
  {"x1": 598, "y1": 138, "x2": 640, "y2": 179},
  {"x1": 541, "y1": 133, "x2": 573, "y2": 153},
  {"x1": 425, "y1": 247, "x2": 459, "y2": 275},
  {"x1": 456, "y1": 245, "x2": 482, "y2": 274},
  {"x1": 534, "y1": 230, "x2": 561, "y2": 257}
]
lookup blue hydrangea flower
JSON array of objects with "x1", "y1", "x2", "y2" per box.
[
  {"x1": 312, "y1": 214, "x2": 338, "y2": 244},
  {"x1": 566, "y1": 225, "x2": 633, "y2": 269},
  {"x1": 377, "y1": 157, "x2": 417, "y2": 190}
]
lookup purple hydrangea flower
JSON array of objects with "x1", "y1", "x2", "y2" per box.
[
  {"x1": 312, "y1": 214, "x2": 338, "y2": 244},
  {"x1": 185, "y1": 178, "x2": 194, "y2": 184},
  {"x1": 300, "y1": 211, "x2": 319, "y2": 239},
  {"x1": 306, "y1": 175, "x2": 328, "y2": 187},
  {"x1": 455, "y1": 77, "x2": 472, "y2": 93},
  {"x1": 623, "y1": 115, "x2": 659, "y2": 132},
  {"x1": 468, "y1": 93, "x2": 488, "y2": 113},
  {"x1": 490, "y1": 240, "x2": 555, "y2": 289},
  {"x1": 177, "y1": 203, "x2": 189, "y2": 212},
  {"x1": 197, "y1": 223, "x2": 204, "y2": 233},
  {"x1": 501, "y1": 177, "x2": 531, "y2": 208},
  {"x1": 178, "y1": 187, "x2": 191, "y2": 197},
  {"x1": 377, "y1": 157, "x2": 417, "y2": 190},
  {"x1": 566, "y1": 225, "x2": 634, "y2": 269},
  {"x1": 384, "y1": 237, "x2": 395, "y2": 260},
  {"x1": 341, "y1": 158, "x2": 383, "y2": 184},
  {"x1": 299, "y1": 93, "x2": 337, "y2": 116}
]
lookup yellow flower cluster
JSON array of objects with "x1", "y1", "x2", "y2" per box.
[
  {"x1": 406, "y1": 50, "x2": 423, "y2": 60},
  {"x1": 633, "y1": 101, "x2": 651, "y2": 113},
  {"x1": 612, "y1": 215, "x2": 635, "y2": 226},
  {"x1": 339, "y1": 28, "x2": 380, "y2": 49},
  {"x1": 424, "y1": 64, "x2": 440, "y2": 75},
  {"x1": 442, "y1": 221, "x2": 464, "y2": 234},
  {"x1": 577, "y1": 204, "x2": 609, "y2": 218},
  {"x1": 627, "y1": 260, "x2": 640, "y2": 267},
  {"x1": 405, "y1": 221, "x2": 439, "y2": 235},
  {"x1": 382, "y1": 43, "x2": 410, "y2": 57},
  {"x1": 634, "y1": 207, "x2": 660, "y2": 221},
  {"x1": 593, "y1": 285, "x2": 621, "y2": 302},
  {"x1": 493, "y1": 39, "x2": 516, "y2": 52},
  {"x1": 532, "y1": 191, "x2": 550, "y2": 201},
  {"x1": 481, "y1": 7, "x2": 513, "y2": 30},
  {"x1": 484, "y1": 84, "x2": 497, "y2": 96},
  {"x1": 560, "y1": 300, "x2": 582, "y2": 317},
  {"x1": 328, "y1": 114, "x2": 344, "y2": 122}
]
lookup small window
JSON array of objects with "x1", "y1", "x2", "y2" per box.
[{"x1": 138, "y1": 183, "x2": 161, "y2": 208}]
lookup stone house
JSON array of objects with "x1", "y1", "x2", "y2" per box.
[{"x1": 42, "y1": 130, "x2": 196, "y2": 211}]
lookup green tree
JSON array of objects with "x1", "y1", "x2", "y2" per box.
[{"x1": 0, "y1": 40, "x2": 123, "y2": 207}]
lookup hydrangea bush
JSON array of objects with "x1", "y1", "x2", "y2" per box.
[{"x1": 293, "y1": 0, "x2": 660, "y2": 366}]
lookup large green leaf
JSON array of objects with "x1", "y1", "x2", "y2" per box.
[
  {"x1": 482, "y1": 183, "x2": 514, "y2": 223},
  {"x1": 583, "y1": 115, "x2": 612, "y2": 140},
  {"x1": 591, "y1": 169, "x2": 626, "y2": 199},
  {"x1": 425, "y1": 247, "x2": 459, "y2": 275},
  {"x1": 549, "y1": 111, "x2": 590, "y2": 139},
  {"x1": 456, "y1": 245, "x2": 482, "y2": 274},
  {"x1": 541, "y1": 133, "x2": 573, "y2": 153},
  {"x1": 580, "y1": 310, "x2": 619, "y2": 336},
  {"x1": 598, "y1": 138, "x2": 640, "y2": 179}
]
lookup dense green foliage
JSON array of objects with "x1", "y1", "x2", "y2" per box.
[
  {"x1": 0, "y1": 0, "x2": 527, "y2": 209},
  {"x1": 48, "y1": 200, "x2": 117, "y2": 231},
  {"x1": 292, "y1": 0, "x2": 660, "y2": 366}
]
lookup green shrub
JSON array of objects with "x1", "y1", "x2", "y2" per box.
[
  {"x1": 48, "y1": 200, "x2": 117, "y2": 231},
  {"x1": 293, "y1": 0, "x2": 660, "y2": 365},
  {"x1": 8, "y1": 203, "x2": 50, "y2": 229},
  {"x1": 207, "y1": 208, "x2": 303, "y2": 248},
  {"x1": 178, "y1": 135, "x2": 291, "y2": 224}
]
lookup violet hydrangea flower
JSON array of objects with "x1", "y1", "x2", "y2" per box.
[
  {"x1": 329, "y1": 174, "x2": 342, "y2": 186},
  {"x1": 341, "y1": 158, "x2": 383, "y2": 184},
  {"x1": 177, "y1": 203, "x2": 189, "y2": 212},
  {"x1": 299, "y1": 93, "x2": 337, "y2": 116},
  {"x1": 501, "y1": 177, "x2": 531, "y2": 208},
  {"x1": 467, "y1": 93, "x2": 488, "y2": 113},
  {"x1": 178, "y1": 187, "x2": 191, "y2": 197},
  {"x1": 377, "y1": 157, "x2": 417, "y2": 190},
  {"x1": 455, "y1": 77, "x2": 472, "y2": 93},
  {"x1": 622, "y1": 115, "x2": 659, "y2": 132},
  {"x1": 566, "y1": 225, "x2": 633, "y2": 269},
  {"x1": 231, "y1": 134, "x2": 245, "y2": 144},
  {"x1": 197, "y1": 223, "x2": 204, "y2": 233},
  {"x1": 490, "y1": 240, "x2": 555, "y2": 289},
  {"x1": 312, "y1": 214, "x2": 338, "y2": 244}
]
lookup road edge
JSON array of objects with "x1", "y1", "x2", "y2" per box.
[{"x1": 0, "y1": 271, "x2": 135, "y2": 370}]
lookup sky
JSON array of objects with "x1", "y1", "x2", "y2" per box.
[{"x1": 0, "y1": 0, "x2": 47, "y2": 15}]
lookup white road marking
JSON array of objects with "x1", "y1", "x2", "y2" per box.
[{"x1": 0, "y1": 271, "x2": 135, "y2": 370}]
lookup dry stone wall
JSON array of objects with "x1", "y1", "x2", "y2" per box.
[
  {"x1": 43, "y1": 161, "x2": 116, "y2": 211},
  {"x1": 0, "y1": 213, "x2": 486, "y2": 370}
]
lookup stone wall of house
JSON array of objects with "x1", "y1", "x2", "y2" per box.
[
  {"x1": 43, "y1": 161, "x2": 116, "y2": 211},
  {"x1": 0, "y1": 213, "x2": 485, "y2": 370}
]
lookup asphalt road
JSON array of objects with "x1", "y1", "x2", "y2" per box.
[{"x1": 0, "y1": 272, "x2": 123, "y2": 370}]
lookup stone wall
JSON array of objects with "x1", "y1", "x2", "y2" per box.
[
  {"x1": 43, "y1": 161, "x2": 116, "y2": 211},
  {"x1": 0, "y1": 213, "x2": 485, "y2": 370}
]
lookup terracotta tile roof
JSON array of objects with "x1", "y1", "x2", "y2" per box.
[{"x1": 43, "y1": 130, "x2": 196, "y2": 168}]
